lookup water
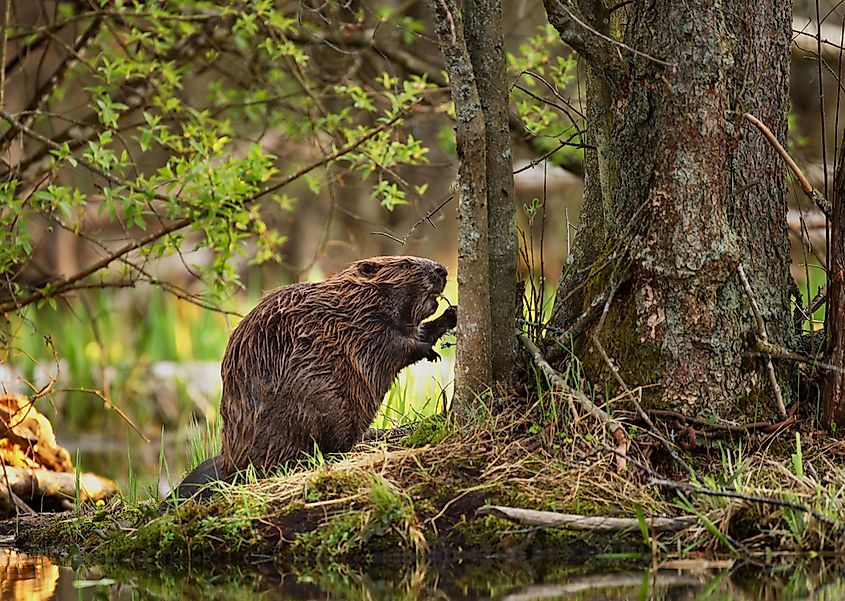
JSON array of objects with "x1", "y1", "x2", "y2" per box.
[{"x1": 2, "y1": 547, "x2": 844, "y2": 600}]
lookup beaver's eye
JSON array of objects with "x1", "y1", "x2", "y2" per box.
[
  {"x1": 359, "y1": 262, "x2": 380, "y2": 277},
  {"x1": 399, "y1": 261, "x2": 411, "y2": 270}
]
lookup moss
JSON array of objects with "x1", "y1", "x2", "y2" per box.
[
  {"x1": 448, "y1": 515, "x2": 513, "y2": 549},
  {"x1": 403, "y1": 414, "x2": 449, "y2": 447},
  {"x1": 305, "y1": 469, "x2": 365, "y2": 502},
  {"x1": 577, "y1": 287, "x2": 664, "y2": 404},
  {"x1": 94, "y1": 499, "x2": 258, "y2": 570}
]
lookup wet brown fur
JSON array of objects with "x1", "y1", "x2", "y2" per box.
[{"x1": 175, "y1": 256, "x2": 455, "y2": 498}]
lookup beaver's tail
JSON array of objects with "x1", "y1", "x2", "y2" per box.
[{"x1": 170, "y1": 455, "x2": 231, "y2": 502}]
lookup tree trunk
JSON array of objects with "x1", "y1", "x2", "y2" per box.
[
  {"x1": 428, "y1": 0, "x2": 494, "y2": 401},
  {"x1": 544, "y1": 0, "x2": 796, "y2": 419},
  {"x1": 464, "y1": 0, "x2": 518, "y2": 384},
  {"x1": 823, "y1": 130, "x2": 845, "y2": 427}
]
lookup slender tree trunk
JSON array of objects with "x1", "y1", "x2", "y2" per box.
[
  {"x1": 428, "y1": 0, "x2": 493, "y2": 401},
  {"x1": 824, "y1": 137, "x2": 845, "y2": 427},
  {"x1": 464, "y1": 0, "x2": 518, "y2": 383},
  {"x1": 544, "y1": 0, "x2": 796, "y2": 419}
]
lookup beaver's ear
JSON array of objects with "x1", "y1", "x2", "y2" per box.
[{"x1": 358, "y1": 261, "x2": 379, "y2": 277}]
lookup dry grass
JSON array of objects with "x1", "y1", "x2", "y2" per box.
[{"x1": 6, "y1": 397, "x2": 845, "y2": 576}]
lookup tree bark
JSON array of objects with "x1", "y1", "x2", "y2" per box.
[
  {"x1": 428, "y1": 0, "x2": 493, "y2": 400},
  {"x1": 544, "y1": 0, "x2": 796, "y2": 419},
  {"x1": 823, "y1": 132, "x2": 845, "y2": 428},
  {"x1": 464, "y1": 0, "x2": 518, "y2": 383}
]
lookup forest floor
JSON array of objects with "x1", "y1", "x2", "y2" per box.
[{"x1": 2, "y1": 398, "x2": 845, "y2": 580}]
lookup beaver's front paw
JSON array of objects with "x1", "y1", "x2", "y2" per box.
[
  {"x1": 442, "y1": 305, "x2": 457, "y2": 330},
  {"x1": 424, "y1": 346, "x2": 442, "y2": 362}
]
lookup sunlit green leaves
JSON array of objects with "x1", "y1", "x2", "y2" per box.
[
  {"x1": 508, "y1": 23, "x2": 582, "y2": 158},
  {"x1": 1, "y1": 0, "x2": 492, "y2": 311}
]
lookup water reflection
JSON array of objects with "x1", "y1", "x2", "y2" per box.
[
  {"x1": 1, "y1": 546, "x2": 844, "y2": 600},
  {"x1": 0, "y1": 548, "x2": 59, "y2": 600}
]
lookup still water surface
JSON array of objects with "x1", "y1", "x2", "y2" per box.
[{"x1": 2, "y1": 547, "x2": 844, "y2": 600}]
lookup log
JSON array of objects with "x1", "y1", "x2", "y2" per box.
[
  {"x1": 477, "y1": 504, "x2": 695, "y2": 532},
  {"x1": 0, "y1": 466, "x2": 115, "y2": 509}
]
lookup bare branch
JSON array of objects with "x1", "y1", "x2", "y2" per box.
[
  {"x1": 737, "y1": 264, "x2": 787, "y2": 418},
  {"x1": 743, "y1": 112, "x2": 831, "y2": 217},
  {"x1": 0, "y1": 108, "x2": 412, "y2": 314}
]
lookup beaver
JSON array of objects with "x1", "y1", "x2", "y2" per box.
[{"x1": 174, "y1": 256, "x2": 456, "y2": 499}]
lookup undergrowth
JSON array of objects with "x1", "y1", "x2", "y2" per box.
[{"x1": 7, "y1": 397, "x2": 845, "y2": 577}]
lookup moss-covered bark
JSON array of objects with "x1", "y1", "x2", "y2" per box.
[
  {"x1": 464, "y1": 0, "x2": 519, "y2": 383},
  {"x1": 545, "y1": 0, "x2": 796, "y2": 418},
  {"x1": 427, "y1": 0, "x2": 493, "y2": 400}
]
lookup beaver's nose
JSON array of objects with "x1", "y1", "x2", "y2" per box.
[{"x1": 434, "y1": 265, "x2": 447, "y2": 280}]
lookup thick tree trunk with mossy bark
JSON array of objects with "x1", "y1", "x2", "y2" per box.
[{"x1": 543, "y1": 0, "x2": 797, "y2": 419}]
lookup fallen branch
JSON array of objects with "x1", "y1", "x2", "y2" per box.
[
  {"x1": 650, "y1": 478, "x2": 845, "y2": 534},
  {"x1": 517, "y1": 332, "x2": 629, "y2": 471},
  {"x1": 737, "y1": 264, "x2": 787, "y2": 418},
  {"x1": 0, "y1": 466, "x2": 115, "y2": 511},
  {"x1": 477, "y1": 504, "x2": 695, "y2": 532}
]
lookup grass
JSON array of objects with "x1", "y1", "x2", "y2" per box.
[{"x1": 10, "y1": 389, "x2": 845, "y2": 581}]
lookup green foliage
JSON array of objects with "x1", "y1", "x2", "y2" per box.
[
  {"x1": 792, "y1": 432, "x2": 804, "y2": 479},
  {"x1": 1, "y1": 1, "x2": 437, "y2": 313},
  {"x1": 507, "y1": 24, "x2": 583, "y2": 162}
]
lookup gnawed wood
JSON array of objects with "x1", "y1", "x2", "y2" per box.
[
  {"x1": 477, "y1": 504, "x2": 695, "y2": 532},
  {"x1": 0, "y1": 393, "x2": 73, "y2": 472},
  {"x1": 0, "y1": 466, "x2": 115, "y2": 508}
]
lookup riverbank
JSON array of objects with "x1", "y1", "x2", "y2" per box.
[{"x1": 3, "y1": 405, "x2": 845, "y2": 577}]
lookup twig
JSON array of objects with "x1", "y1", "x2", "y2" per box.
[
  {"x1": 794, "y1": 284, "x2": 827, "y2": 333},
  {"x1": 517, "y1": 331, "x2": 629, "y2": 472},
  {"x1": 650, "y1": 478, "x2": 845, "y2": 534},
  {"x1": 590, "y1": 335, "x2": 695, "y2": 477},
  {"x1": 743, "y1": 113, "x2": 831, "y2": 217},
  {"x1": 0, "y1": 108, "x2": 412, "y2": 314},
  {"x1": 583, "y1": 268, "x2": 696, "y2": 476},
  {"x1": 633, "y1": 408, "x2": 798, "y2": 435},
  {"x1": 0, "y1": 0, "x2": 10, "y2": 110},
  {"x1": 751, "y1": 337, "x2": 844, "y2": 373},
  {"x1": 371, "y1": 194, "x2": 452, "y2": 244},
  {"x1": 476, "y1": 504, "x2": 695, "y2": 532},
  {"x1": 546, "y1": 271, "x2": 632, "y2": 362},
  {"x1": 737, "y1": 264, "x2": 787, "y2": 418}
]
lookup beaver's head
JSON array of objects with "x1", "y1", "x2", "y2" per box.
[{"x1": 346, "y1": 256, "x2": 448, "y2": 327}]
